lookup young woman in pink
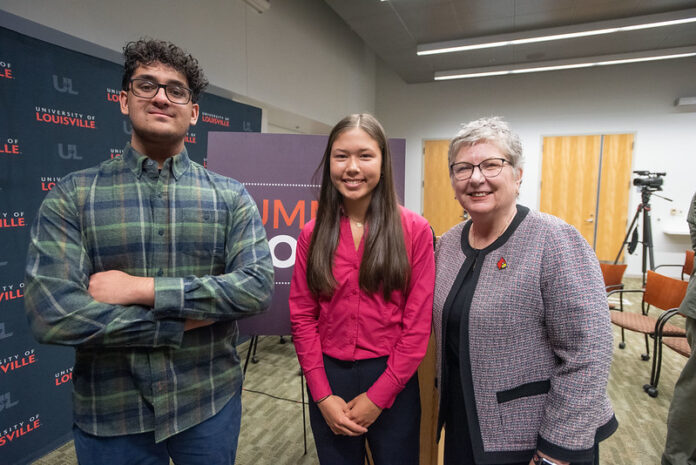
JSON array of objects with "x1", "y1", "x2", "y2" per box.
[{"x1": 289, "y1": 114, "x2": 434, "y2": 464}]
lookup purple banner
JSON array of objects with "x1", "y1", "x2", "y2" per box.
[{"x1": 207, "y1": 132, "x2": 406, "y2": 336}]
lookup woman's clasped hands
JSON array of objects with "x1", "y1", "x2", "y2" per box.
[{"x1": 317, "y1": 393, "x2": 383, "y2": 436}]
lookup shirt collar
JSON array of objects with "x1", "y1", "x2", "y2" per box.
[{"x1": 122, "y1": 143, "x2": 191, "y2": 181}]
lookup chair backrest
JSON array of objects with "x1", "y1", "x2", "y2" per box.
[
  {"x1": 644, "y1": 270, "x2": 689, "y2": 311},
  {"x1": 684, "y1": 249, "x2": 695, "y2": 278},
  {"x1": 600, "y1": 263, "x2": 627, "y2": 289}
]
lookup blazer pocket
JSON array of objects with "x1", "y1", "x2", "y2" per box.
[{"x1": 496, "y1": 380, "x2": 550, "y2": 442}]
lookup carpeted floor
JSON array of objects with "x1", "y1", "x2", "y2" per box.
[{"x1": 32, "y1": 278, "x2": 689, "y2": 465}]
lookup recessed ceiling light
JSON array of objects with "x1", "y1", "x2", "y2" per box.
[
  {"x1": 434, "y1": 48, "x2": 696, "y2": 80},
  {"x1": 418, "y1": 9, "x2": 696, "y2": 56}
]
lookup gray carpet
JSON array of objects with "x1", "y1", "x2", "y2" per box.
[{"x1": 31, "y1": 279, "x2": 689, "y2": 465}]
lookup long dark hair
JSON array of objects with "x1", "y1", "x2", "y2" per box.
[{"x1": 306, "y1": 114, "x2": 410, "y2": 301}]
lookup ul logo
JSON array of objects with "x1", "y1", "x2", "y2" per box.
[
  {"x1": 58, "y1": 143, "x2": 82, "y2": 160},
  {"x1": 123, "y1": 120, "x2": 132, "y2": 135},
  {"x1": 0, "y1": 392, "x2": 19, "y2": 412},
  {"x1": 0, "y1": 322, "x2": 13, "y2": 340},
  {"x1": 52, "y1": 75, "x2": 79, "y2": 95},
  {"x1": 242, "y1": 121, "x2": 252, "y2": 132}
]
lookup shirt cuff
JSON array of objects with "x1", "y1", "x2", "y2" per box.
[
  {"x1": 304, "y1": 367, "x2": 332, "y2": 403},
  {"x1": 366, "y1": 372, "x2": 403, "y2": 409},
  {"x1": 152, "y1": 277, "x2": 185, "y2": 319}
]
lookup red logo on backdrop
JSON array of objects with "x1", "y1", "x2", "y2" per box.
[
  {"x1": 0, "y1": 212, "x2": 25, "y2": 229},
  {"x1": 106, "y1": 88, "x2": 120, "y2": 103},
  {"x1": 54, "y1": 367, "x2": 74, "y2": 387},
  {"x1": 40, "y1": 177, "x2": 61, "y2": 192},
  {"x1": 201, "y1": 112, "x2": 230, "y2": 127},
  {"x1": 0, "y1": 61, "x2": 12, "y2": 80},
  {"x1": 0, "y1": 138, "x2": 20, "y2": 155},
  {"x1": 0, "y1": 349, "x2": 36, "y2": 375},
  {"x1": 0, "y1": 282, "x2": 24, "y2": 304},
  {"x1": 185, "y1": 132, "x2": 196, "y2": 144},
  {"x1": 34, "y1": 106, "x2": 96, "y2": 129},
  {"x1": 0, "y1": 414, "x2": 42, "y2": 447},
  {"x1": 110, "y1": 148, "x2": 124, "y2": 159}
]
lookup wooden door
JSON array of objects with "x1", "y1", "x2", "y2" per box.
[
  {"x1": 423, "y1": 140, "x2": 463, "y2": 236},
  {"x1": 596, "y1": 134, "x2": 634, "y2": 261},
  {"x1": 540, "y1": 135, "x2": 601, "y2": 245},
  {"x1": 540, "y1": 134, "x2": 633, "y2": 262}
]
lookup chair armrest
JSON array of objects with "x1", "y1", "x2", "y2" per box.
[
  {"x1": 607, "y1": 288, "x2": 644, "y2": 299},
  {"x1": 654, "y1": 308, "x2": 686, "y2": 338},
  {"x1": 605, "y1": 284, "x2": 624, "y2": 292},
  {"x1": 654, "y1": 264, "x2": 682, "y2": 272}
]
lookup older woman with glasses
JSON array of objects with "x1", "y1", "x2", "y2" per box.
[{"x1": 433, "y1": 117, "x2": 617, "y2": 465}]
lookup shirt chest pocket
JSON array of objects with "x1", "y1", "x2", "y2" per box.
[{"x1": 177, "y1": 209, "x2": 227, "y2": 260}]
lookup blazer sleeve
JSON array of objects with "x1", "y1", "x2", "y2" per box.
[{"x1": 537, "y1": 220, "x2": 614, "y2": 460}]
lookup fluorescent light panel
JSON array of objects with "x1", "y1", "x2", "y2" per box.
[
  {"x1": 434, "y1": 48, "x2": 696, "y2": 81},
  {"x1": 418, "y1": 9, "x2": 696, "y2": 55}
]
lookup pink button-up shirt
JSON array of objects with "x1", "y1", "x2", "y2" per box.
[{"x1": 289, "y1": 206, "x2": 435, "y2": 409}]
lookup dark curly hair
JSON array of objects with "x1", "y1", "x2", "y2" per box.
[{"x1": 121, "y1": 39, "x2": 209, "y2": 103}]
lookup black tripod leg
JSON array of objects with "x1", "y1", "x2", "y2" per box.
[
  {"x1": 615, "y1": 205, "x2": 641, "y2": 264},
  {"x1": 251, "y1": 335, "x2": 259, "y2": 364},
  {"x1": 243, "y1": 335, "x2": 257, "y2": 375}
]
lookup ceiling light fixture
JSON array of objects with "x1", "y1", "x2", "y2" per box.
[
  {"x1": 418, "y1": 9, "x2": 696, "y2": 56},
  {"x1": 433, "y1": 47, "x2": 696, "y2": 80}
]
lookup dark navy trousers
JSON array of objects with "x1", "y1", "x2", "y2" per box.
[{"x1": 308, "y1": 355, "x2": 421, "y2": 465}]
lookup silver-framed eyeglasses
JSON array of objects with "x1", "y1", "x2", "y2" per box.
[
  {"x1": 129, "y1": 78, "x2": 193, "y2": 104},
  {"x1": 450, "y1": 157, "x2": 510, "y2": 181}
]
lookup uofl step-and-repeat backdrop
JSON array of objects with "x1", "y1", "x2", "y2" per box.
[{"x1": 0, "y1": 26, "x2": 261, "y2": 464}]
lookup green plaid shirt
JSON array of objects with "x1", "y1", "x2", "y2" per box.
[{"x1": 25, "y1": 144, "x2": 274, "y2": 442}]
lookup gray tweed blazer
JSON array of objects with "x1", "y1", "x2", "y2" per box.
[{"x1": 433, "y1": 206, "x2": 617, "y2": 463}]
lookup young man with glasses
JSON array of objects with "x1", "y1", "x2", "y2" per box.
[{"x1": 25, "y1": 39, "x2": 274, "y2": 464}]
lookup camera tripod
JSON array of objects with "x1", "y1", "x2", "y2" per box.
[
  {"x1": 614, "y1": 187, "x2": 672, "y2": 357},
  {"x1": 615, "y1": 187, "x2": 657, "y2": 286}
]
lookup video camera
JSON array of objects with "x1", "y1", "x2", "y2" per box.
[{"x1": 632, "y1": 170, "x2": 665, "y2": 191}]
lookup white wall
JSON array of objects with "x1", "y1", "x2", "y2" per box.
[
  {"x1": 2, "y1": 0, "x2": 694, "y2": 276},
  {"x1": 0, "y1": 0, "x2": 376, "y2": 130},
  {"x1": 376, "y1": 59, "x2": 696, "y2": 276}
]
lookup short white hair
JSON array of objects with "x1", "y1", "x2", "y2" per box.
[{"x1": 448, "y1": 116, "x2": 524, "y2": 175}]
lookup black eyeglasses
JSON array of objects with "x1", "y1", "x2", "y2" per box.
[
  {"x1": 129, "y1": 78, "x2": 193, "y2": 104},
  {"x1": 450, "y1": 157, "x2": 510, "y2": 181}
]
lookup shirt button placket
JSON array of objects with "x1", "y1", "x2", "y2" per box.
[{"x1": 353, "y1": 288, "x2": 360, "y2": 347}]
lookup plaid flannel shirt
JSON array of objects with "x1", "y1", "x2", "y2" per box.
[{"x1": 25, "y1": 144, "x2": 274, "y2": 442}]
